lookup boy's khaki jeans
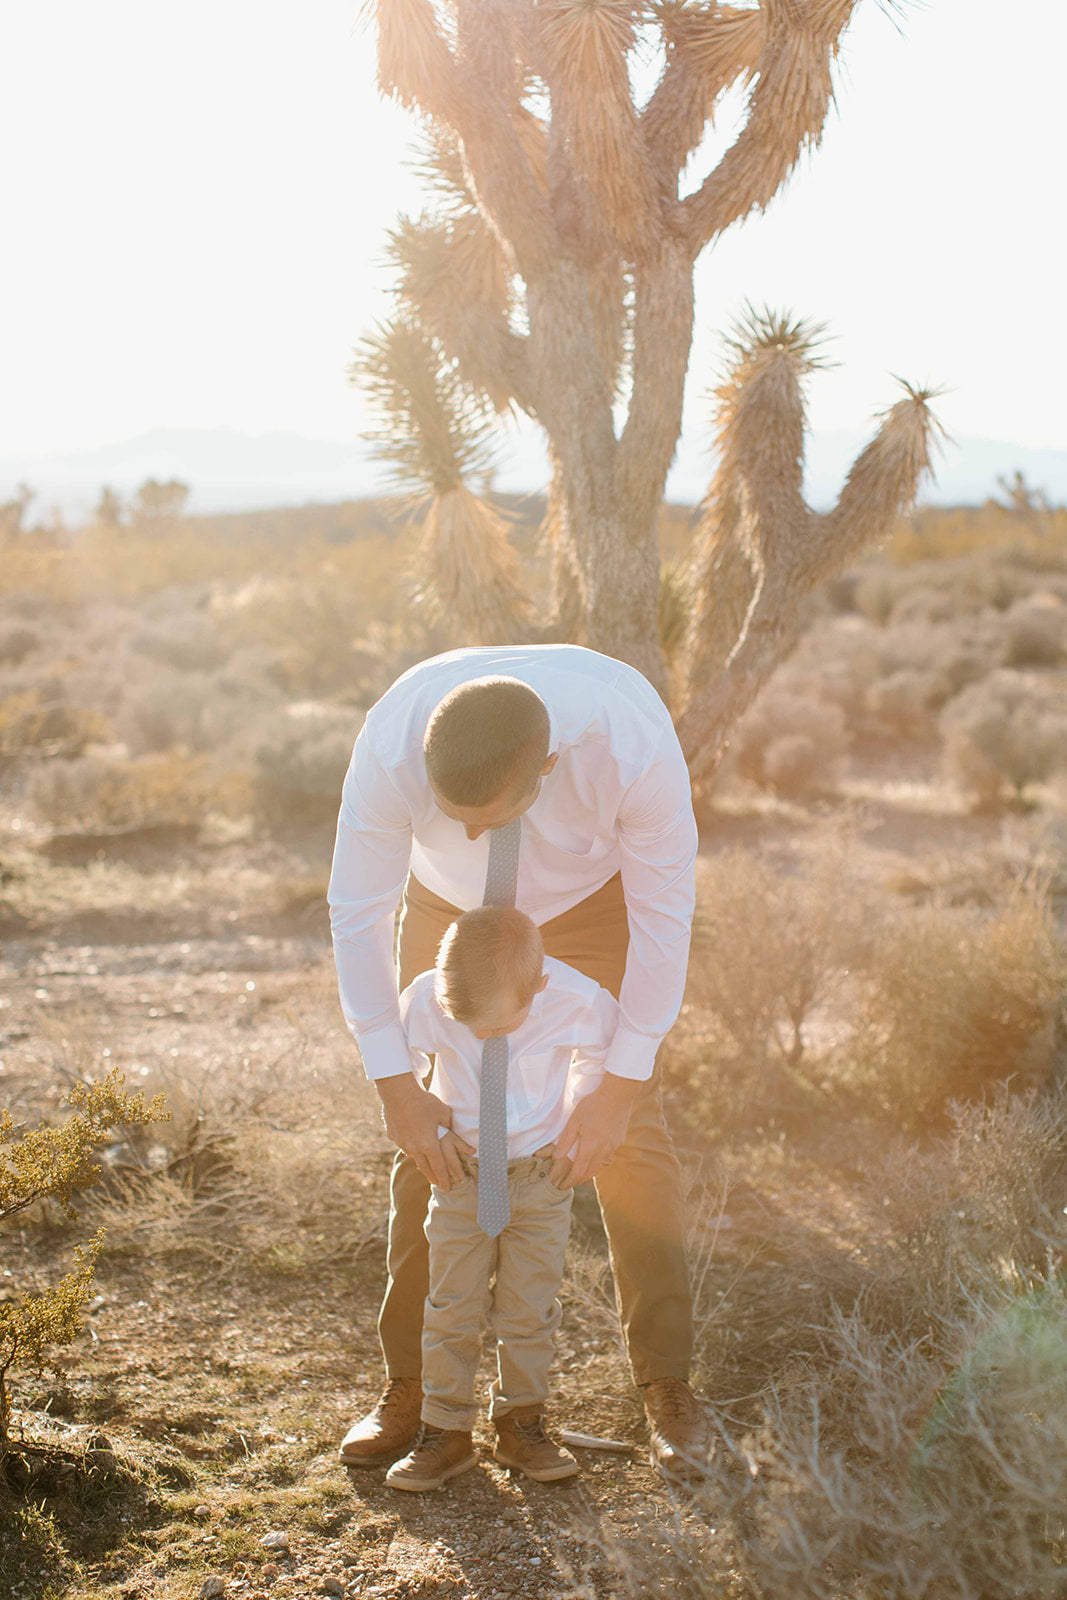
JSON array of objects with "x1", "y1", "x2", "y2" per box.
[
  {"x1": 421, "y1": 1154, "x2": 572, "y2": 1432},
  {"x1": 377, "y1": 871, "x2": 694, "y2": 1389}
]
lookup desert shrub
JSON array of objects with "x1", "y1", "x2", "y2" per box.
[
  {"x1": 252, "y1": 703, "x2": 361, "y2": 824},
  {"x1": 1000, "y1": 594, "x2": 1067, "y2": 667},
  {"x1": 128, "y1": 611, "x2": 230, "y2": 673},
  {"x1": 0, "y1": 688, "x2": 108, "y2": 763},
  {"x1": 69, "y1": 525, "x2": 262, "y2": 601},
  {"x1": 888, "y1": 500, "x2": 1067, "y2": 564},
  {"x1": 729, "y1": 683, "x2": 848, "y2": 798},
  {"x1": 852, "y1": 889, "x2": 1065, "y2": 1125},
  {"x1": 0, "y1": 626, "x2": 41, "y2": 666},
  {"x1": 117, "y1": 667, "x2": 224, "y2": 754},
  {"x1": 686, "y1": 845, "x2": 870, "y2": 1096},
  {"x1": 231, "y1": 537, "x2": 404, "y2": 700},
  {"x1": 28, "y1": 751, "x2": 252, "y2": 829},
  {"x1": 853, "y1": 567, "x2": 901, "y2": 625},
  {"x1": 0, "y1": 1070, "x2": 168, "y2": 1441},
  {"x1": 875, "y1": 1089, "x2": 1067, "y2": 1321},
  {"x1": 603, "y1": 1202, "x2": 1067, "y2": 1600},
  {"x1": 911, "y1": 1277, "x2": 1067, "y2": 1599},
  {"x1": 941, "y1": 671, "x2": 1067, "y2": 805},
  {"x1": 791, "y1": 617, "x2": 883, "y2": 732},
  {"x1": 886, "y1": 583, "x2": 972, "y2": 628},
  {"x1": 863, "y1": 667, "x2": 953, "y2": 740}
]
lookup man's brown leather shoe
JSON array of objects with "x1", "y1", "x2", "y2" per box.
[
  {"x1": 494, "y1": 1405, "x2": 579, "y2": 1482},
  {"x1": 338, "y1": 1377, "x2": 423, "y2": 1466},
  {"x1": 386, "y1": 1424, "x2": 477, "y2": 1492},
  {"x1": 642, "y1": 1378, "x2": 712, "y2": 1479}
]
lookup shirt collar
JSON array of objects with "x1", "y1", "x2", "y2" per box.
[{"x1": 546, "y1": 702, "x2": 558, "y2": 757}]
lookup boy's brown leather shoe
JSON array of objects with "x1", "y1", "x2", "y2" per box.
[
  {"x1": 338, "y1": 1378, "x2": 423, "y2": 1466},
  {"x1": 493, "y1": 1406, "x2": 579, "y2": 1482},
  {"x1": 385, "y1": 1425, "x2": 477, "y2": 1492},
  {"x1": 642, "y1": 1378, "x2": 712, "y2": 1479}
]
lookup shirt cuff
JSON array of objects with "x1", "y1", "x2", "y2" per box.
[
  {"x1": 603, "y1": 1025, "x2": 659, "y2": 1082},
  {"x1": 357, "y1": 1021, "x2": 412, "y2": 1082}
]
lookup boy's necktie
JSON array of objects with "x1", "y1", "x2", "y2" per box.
[{"x1": 477, "y1": 816, "x2": 521, "y2": 1238}]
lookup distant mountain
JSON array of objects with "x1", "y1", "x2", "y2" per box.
[{"x1": 2, "y1": 424, "x2": 1065, "y2": 518}]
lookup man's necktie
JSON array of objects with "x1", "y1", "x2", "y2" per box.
[{"x1": 477, "y1": 816, "x2": 521, "y2": 1238}]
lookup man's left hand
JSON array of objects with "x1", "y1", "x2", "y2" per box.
[{"x1": 549, "y1": 1074, "x2": 642, "y2": 1188}]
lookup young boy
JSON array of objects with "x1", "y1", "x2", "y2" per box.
[{"x1": 385, "y1": 905, "x2": 618, "y2": 1492}]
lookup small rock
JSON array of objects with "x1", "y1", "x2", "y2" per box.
[
  {"x1": 322, "y1": 1580, "x2": 346, "y2": 1597},
  {"x1": 200, "y1": 1580, "x2": 226, "y2": 1599},
  {"x1": 194, "y1": 1504, "x2": 212, "y2": 1519},
  {"x1": 261, "y1": 1564, "x2": 279, "y2": 1581},
  {"x1": 342, "y1": 1554, "x2": 363, "y2": 1568},
  {"x1": 260, "y1": 1531, "x2": 290, "y2": 1552}
]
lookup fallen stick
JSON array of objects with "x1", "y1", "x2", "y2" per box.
[{"x1": 559, "y1": 1430, "x2": 635, "y2": 1453}]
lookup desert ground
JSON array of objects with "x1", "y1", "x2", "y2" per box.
[{"x1": 2, "y1": 493, "x2": 1066, "y2": 1599}]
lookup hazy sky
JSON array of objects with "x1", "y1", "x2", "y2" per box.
[{"x1": 3, "y1": 0, "x2": 1065, "y2": 464}]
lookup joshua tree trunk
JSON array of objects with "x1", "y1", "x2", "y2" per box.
[
  {"x1": 354, "y1": 0, "x2": 940, "y2": 768},
  {"x1": 524, "y1": 243, "x2": 694, "y2": 690}
]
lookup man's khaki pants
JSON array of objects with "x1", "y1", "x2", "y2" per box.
[
  {"x1": 378, "y1": 871, "x2": 694, "y2": 1388},
  {"x1": 421, "y1": 1153, "x2": 573, "y2": 1432}
]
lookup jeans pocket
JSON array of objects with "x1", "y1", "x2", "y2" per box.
[{"x1": 541, "y1": 1171, "x2": 573, "y2": 1201}]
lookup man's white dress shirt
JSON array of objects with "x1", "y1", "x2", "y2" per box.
[
  {"x1": 328, "y1": 643, "x2": 697, "y2": 1085},
  {"x1": 400, "y1": 958, "x2": 619, "y2": 1159}
]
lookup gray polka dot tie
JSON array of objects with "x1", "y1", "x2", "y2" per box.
[{"x1": 477, "y1": 816, "x2": 521, "y2": 1238}]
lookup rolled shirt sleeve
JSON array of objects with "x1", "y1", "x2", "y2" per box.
[
  {"x1": 568, "y1": 981, "x2": 621, "y2": 1083},
  {"x1": 327, "y1": 729, "x2": 414, "y2": 1081},
  {"x1": 607, "y1": 738, "x2": 697, "y2": 1081}
]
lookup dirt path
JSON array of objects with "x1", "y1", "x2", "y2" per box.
[{"x1": 1, "y1": 916, "x2": 700, "y2": 1600}]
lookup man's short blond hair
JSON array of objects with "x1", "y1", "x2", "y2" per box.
[
  {"x1": 424, "y1": 677, "x2": 550, "y2": 808},
  {"x1": 435, "y1": 907, "x2": 544, "y2": 1025}
]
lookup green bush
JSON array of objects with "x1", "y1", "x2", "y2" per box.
[{"x1": 0, "y1": 1071, "x2": 168, "y2": 1442}]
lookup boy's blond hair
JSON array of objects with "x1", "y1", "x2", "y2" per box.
[{"x1": 435, "y1": 907, "x2": 544, "y2": 1025}]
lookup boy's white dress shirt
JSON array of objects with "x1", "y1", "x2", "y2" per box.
[
  {"x1": 399, "y1": 957, "x2": 619, "y2": 1160},
  {"x1": 328, "y1": 644, "x2": 697, "y2": 1089}
]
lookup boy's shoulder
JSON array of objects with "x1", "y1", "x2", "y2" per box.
[
  {"x1": 398, "y1": 968, "x2": 440, "y2": 1023},
  {"x1": 541, "y1": 955, "x2": 608, "y2": 1008}
]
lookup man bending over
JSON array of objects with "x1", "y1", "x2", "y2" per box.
[{"x1": 328, "y1": 644, "x2": 708, "y2": 1476}]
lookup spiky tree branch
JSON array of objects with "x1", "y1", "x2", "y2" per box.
[
  {"x1": 387, "y1": 213, "x2": 532, "y2": 412},
  {"x1": 677, "y1": 311, "x2": 942, "y2": 776},
  {"x1": 681, "y1": 0, "x2": 855, "y2": 255},
  {"x1": 642, "y1": 4, "x2": 766, "y2": 194},
  {"x1": 351, "y1": 320, "x2": 533, "y2": 643},
  {"x1": 369, "y1": 0, "x2": 556, "y2": 273},
  {"x1": 684, "y1": 307, "x2": 828, "y2": 684}
]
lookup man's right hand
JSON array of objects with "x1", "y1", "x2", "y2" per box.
[{"x1": 375, "y1": 1072, "x2": 473, "y2": 1189}]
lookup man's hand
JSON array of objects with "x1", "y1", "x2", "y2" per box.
[
  {"x1": 376, "y1": 1073, "x2": 474, "y2": 1189},
  {"x1": 549, "y1": 1074, "x2": 642, "y2": 1188}
]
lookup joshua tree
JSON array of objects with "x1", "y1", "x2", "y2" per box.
[{"x1": 354, "y1": 0, "x2": 941, "y2": 773}]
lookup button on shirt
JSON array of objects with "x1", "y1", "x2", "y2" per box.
[
  {"x1": 400, "y1": 958, "x2": 619, "y2": 1159},
  {"x1": 328, "y1": 644, "x2": 698, "y2": 1085}
]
